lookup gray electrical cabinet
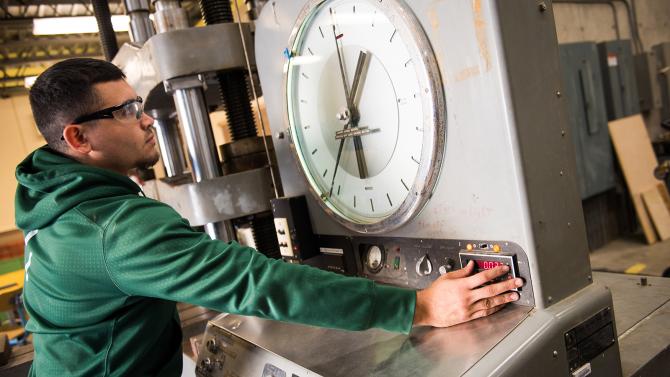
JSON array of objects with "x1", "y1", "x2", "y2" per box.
[
  {"x1": 598, "y1": 40, "x2": 641, "y2": 120},
  {"x1": 560, "y1": 42, "x2": 615, "y2": 199},
  {"x1": 634, "y1": 50, "x2": 663, "y2": 113},
  {"x1": 654, "y1": 42, "x2": 670, "y2": 124}
]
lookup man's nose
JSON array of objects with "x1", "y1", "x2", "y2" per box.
[{"x1": 140, "y1": 112, "x2": 154, "y2": 130}]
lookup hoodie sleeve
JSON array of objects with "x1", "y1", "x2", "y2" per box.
[{"x1": 101, "y1": 197, "x2": 416, "y2": 334}]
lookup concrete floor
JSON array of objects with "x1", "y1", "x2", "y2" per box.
[{"x1": 590, "y1": 235, "x2": 670, "y2": 277}]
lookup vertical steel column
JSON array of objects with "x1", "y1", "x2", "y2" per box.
[
  {"x1": 149, "y1": 109, "x2": 188, "y2": 177},
  {"x1": 124, "y1": 0, "x2": 155, "y2": 44},
  {"x1": 153, "y1": 0, "x2": 190, "y2": 32},
  {"x1": 167, "y1": 77, "x2": 222, "y2": 182},
  {"x1": 155, "y1": 0, "x2": 235, "y2": 241}
]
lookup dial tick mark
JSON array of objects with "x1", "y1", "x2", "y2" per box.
[
  {"x1": 370, "y1": 198, "x2": 375, "y2": 212},
  {"x1": 390, "y1": 29, "x2": 397, "y2": 43},
  {"x1": 401, "y1": 179, "x2": 409, "y2": 191},
  {"x1": 308, "y1": 48, "x2": 314, "y2": 55},
  {"x1": 312, "y1": 148, "x2": 318, "y2": 155},
  {"x1": 387, "y1": 193, "x2": 393, "y2": 207},
  {"x1": 302, "y1": 72, "x2": 310, "y2": 79},
  {"x1": 411, "y1": 156, "x2": 420, "y2": 164},
  {"x1": 319, "y1": 26, "x2": 325, "y2": 38},
  {"x1": 323, "y1": 169, "x2": 328, "y2": 178}
]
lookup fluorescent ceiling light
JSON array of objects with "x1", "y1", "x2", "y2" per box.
[
  {"x1": 24, "y1": 76, "x2": 38, "y2": 88},
  {"x1": 33, "y1": 15, "x2": 130, "y2": 35}
]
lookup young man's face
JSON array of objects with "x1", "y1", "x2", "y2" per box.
[{"x1": 82, "y1": 79, "x2": 160, "y2": 174}]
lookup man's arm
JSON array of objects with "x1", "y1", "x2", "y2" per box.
[
  {"x1": 104, "y1": 198, "x2": 521, "y2": 333},
  {"x1": 414, "y1": 261, "x2": 522, "y2": 327},
  {"x1": 102, "y1": 198, "x2": 415, "y2": 333}
]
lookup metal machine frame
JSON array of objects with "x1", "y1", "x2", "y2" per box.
[{"x1": 195, "y1": 1, "x2": 625, "y2": 376}]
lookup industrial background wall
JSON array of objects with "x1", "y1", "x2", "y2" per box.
[
  {"x1": 0, "y1": 0, "x2": 669, "y2": 234},
  {"x1": 553, "y1": 0, "x2": 670, "y2": 140}
]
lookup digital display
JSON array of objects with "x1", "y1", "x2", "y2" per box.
[
  {"x1": 458, "y1": 251, "x2": 520, "y2": 291},
  {"x1": 475, "y1": 260, "x2": 505, "y2": 270}
]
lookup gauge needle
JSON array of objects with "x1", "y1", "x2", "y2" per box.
[
  {"x1": 328, "y1": 50, "x2": 372, "y2": 198},
  {"x1": 329, "y1": 8, "x2": 370, "y2": 179}
]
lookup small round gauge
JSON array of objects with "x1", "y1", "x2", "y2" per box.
[{"x1": 365, "y1": 245, "x2": 385, "y2": 273}]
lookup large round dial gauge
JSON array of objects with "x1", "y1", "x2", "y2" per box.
[{"x1": 285, "y1": 0, "x2": 445, "y2": 233}]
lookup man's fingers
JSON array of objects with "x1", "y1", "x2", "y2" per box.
[
  {"x1": 470, "y1": 292, "x2": 519, "y2": 313},
  {"x1": 471, "y1": 276, "x2": 523, "y2": 301},
  {"x1": 443, "y1": 260, "x2": 474, "y2": 280},
  {"x1": 466, "y1": 265, "x2": 510, "y2": 288}
]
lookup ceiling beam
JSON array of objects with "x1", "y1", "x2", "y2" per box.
[
  {"x1": 1, "y1": 34, "x2": 130, "y2": 49},
  {"x1": 3, "y1": 1, "x2": 123, "y2": 5},
  {"x1": 1, "y1": 51, "x2": 103, "y2": 67}
]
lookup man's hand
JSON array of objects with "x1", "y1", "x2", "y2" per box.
[{"x1": 413, "y1": 261, "x2": 523, "y2": 327}]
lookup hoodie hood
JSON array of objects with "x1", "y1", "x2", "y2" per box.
[{"x1": 15, "y1": 146, "x2": 140, "y2": 230}]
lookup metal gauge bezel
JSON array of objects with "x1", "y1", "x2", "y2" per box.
[
  {"x1": 282, "y1": 0, "x2": 446, "y2": 234},
  {"x1": 365, "y1": 245, "x2": 386, "y2": 273}
]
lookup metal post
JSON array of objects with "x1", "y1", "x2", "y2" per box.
[
  {"x1": 153, "y1": 0, "x2": 190, "y2": 33},
  {"x1": 168, "y1": 77, "x2": 222, "y2": 182},
  {"x1": 125, "y1": 0, "x2": 155, "y2": 44},
  {"x1": 149, "y1": 109, "x2": 188, "y2": 177},
  {"x1": 152, "y1": 0, "x2": 234, "y2": 241},
  {"x1": 166, "y1": 75, "x2": 235, "y2": 241}
]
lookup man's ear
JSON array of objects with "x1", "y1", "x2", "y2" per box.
[{"x1": 62, "y1": 124, "x2": 92, "y2": 154}]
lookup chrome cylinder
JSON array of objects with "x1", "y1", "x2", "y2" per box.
[
  {"x1": 125, "y1": 0, "x2": 154, "y2": 44},
  {"x1": 156, "y1": 0, "x2": 232, "y2": 242},
  {"x1": 153, "y1": 0, "x2": 189, "y2": 32},
  {"x1": 172, "y1": 84, "x2": 228, "y2": 241},
  {"x1": 172, "y1": 85, "x2": 222, "y2": 183},
  {"x1": 149, "y1": 110, "x2": 188, "y2": 177},
  {"x1": 204, "y1": 222, "x2": 236, "y2": 243}
]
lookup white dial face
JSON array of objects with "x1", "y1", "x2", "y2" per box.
[{"x1": 286, "y1": 0, "x2": 444, "y2": 232}]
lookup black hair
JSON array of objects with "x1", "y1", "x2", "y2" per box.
[{"x1": 29, "y1": 58, "x2": 126, "y2": 152}]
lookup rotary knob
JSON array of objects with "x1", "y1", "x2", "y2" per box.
[
  {"x1": 438, "y1": 258, "x2": 456, "y2": 275},
  {"x1": 416, "y1": 254, "x2": 433, "y2": 276},
  {"x1": 206, "y1": 338, "x2": 219, "y2": 354},
  {"x1": 200, "y1": 358, "x2": 213, "y2": 372}
]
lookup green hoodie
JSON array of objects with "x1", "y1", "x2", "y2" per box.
[{"x1": 15, "y1": 146, "x2": 416, "y2": 376}]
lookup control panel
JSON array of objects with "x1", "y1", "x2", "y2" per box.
[
  {"x1": 349, "y1": 237, "x2": 534, "y2": 307},
  {"x1": 459, "y1": 251, "x2": 520, "y2": 291},
  {"x1": 271, "y1": 196, "x2": 318, "y2": 262}
]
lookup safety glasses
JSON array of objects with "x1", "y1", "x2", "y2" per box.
[{"x1": 72, "y1": 96, "x2": 144, "y2": 125}]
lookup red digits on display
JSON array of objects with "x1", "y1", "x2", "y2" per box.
[{"x1": 476, "y1": 260, "x2": 504, "y2": 270}]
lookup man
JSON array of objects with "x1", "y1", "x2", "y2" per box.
[{"x1": 15, "y1": 58, "x2": 522, "y2": 376}]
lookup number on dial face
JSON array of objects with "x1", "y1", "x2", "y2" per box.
[{"x1": 286, "y1": 0, "x2": 444, "y2": 231}]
